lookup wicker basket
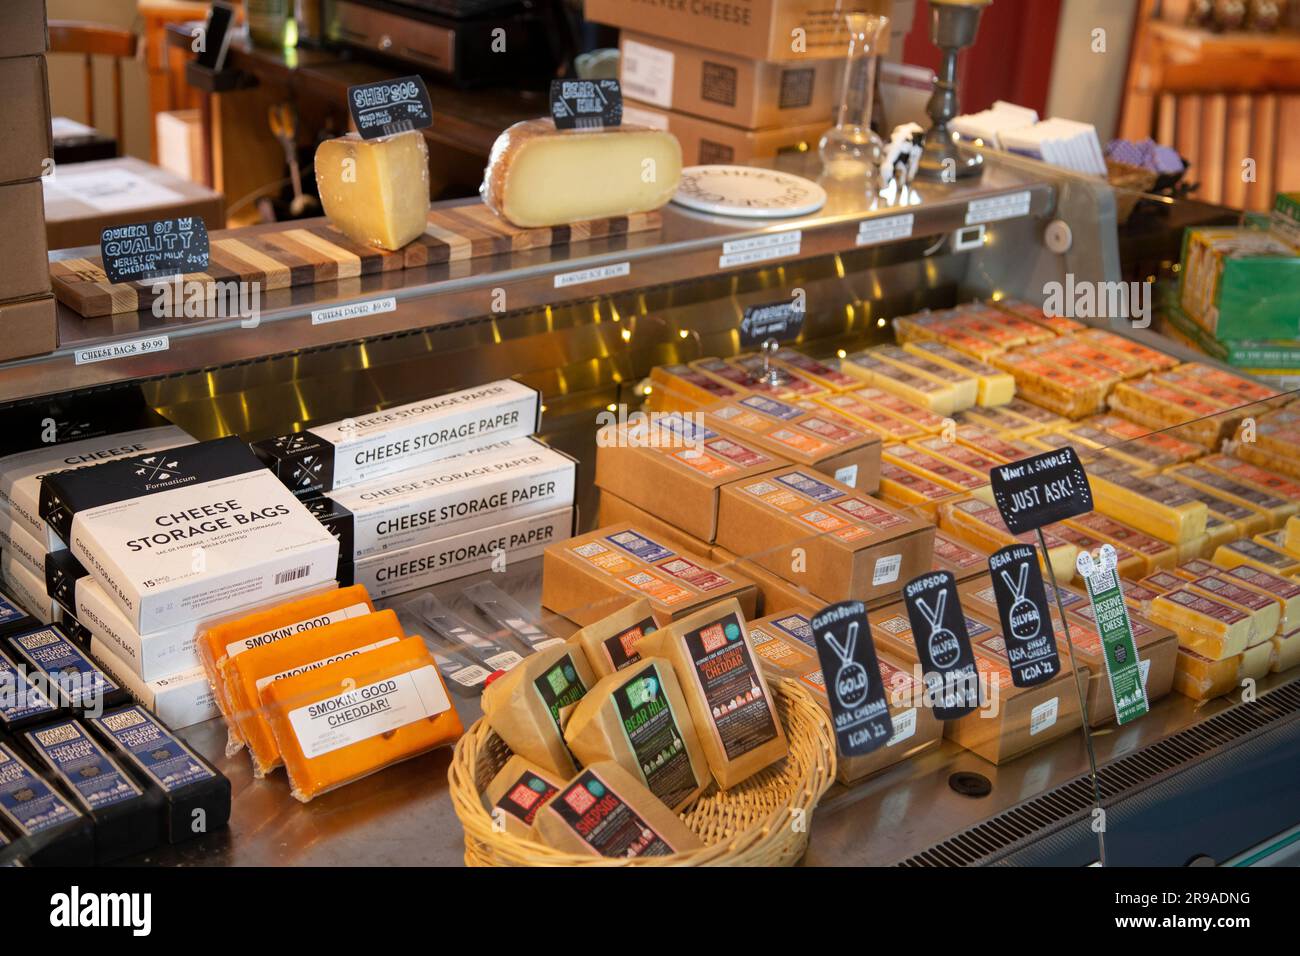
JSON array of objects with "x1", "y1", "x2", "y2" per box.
[
  {"x1": 1106, "y1": 159, "x2": 1159, "y2": 223},
  {"x1": 448, "y1": 677, "x2": 837, "y2": 866}
]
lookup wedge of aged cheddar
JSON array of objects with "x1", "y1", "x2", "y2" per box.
[
  {"x1": 315, "y1": 131, "x2": 430, "y2": 250},
  {"x1": 481, "y1": 118, "x2": 682, "y2": 227}
]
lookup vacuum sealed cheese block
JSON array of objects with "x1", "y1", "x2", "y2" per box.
[
  {"x1": 571, "y1": 598, "x2": 659, "y2": 679},
  {"x1": 1062, "y1": 512, "x2": 1178, "y2": 576},
  {"x1": 564, "y1": 657, "x2": 710, "y2": 811},
  {"x1": 638, "y1": 598, "x2": 787, "y2": 790},
  {"x1": 260, "y1": 636, "x2": 462, "y2": 802},
  {"x1": 953, "y1": 425, "x2": 1038, "y2": 464},
  {"x1": 86, "y1": 704, "x2": 231, "y2": 843},
  {"x1": 901, "y1": 340, "x2": 1016, "y2": 406},
  {"x1": 40, "y1": 437, "x2": 340, "y2": 633},
  {"x1": 198, "y1": 583, "x2": 371, "y2": 749},
  {"x1": 1174, "y1": 647, "x2": 1239, "y2": 701},
  {"x1": 481, "y1": 118, "x2": 682, "y2": 227},
  {"x1": 483, "y1": 755, "x2": 564, "y2": 840},
  {"x1": 839, "y1": 350, "x2": 962, "y2": 415},
  {"x1": 813, "y1": 392, "x2": 928, "y2": 442},
  {"x1": 7, "y1": 623, "x2": 128, "y2": 713},
  {"x1": 877, "y1": 461, "x2": 957, "y2": 516},
  {"x1": 1213, "y1": 537, "x2": 1300, "y2": 576},
  {"x1": 315, "y1": 130, "x2": 430, "y2": 251},
  {"x1": 1223, "y1": 565, "x2": 1300, "y2": 634},
  {"x1": 647, "y1": 363, "x2": 748, "y2": 412},
  {"x1": 1194, "y1": 455, "x2": 1300, "y2": 515},
  {"x1": 1085, "y1": 461, "x2": 1208, "y2": 546},
  {"x1": 531, "y1": 760, "x2": 702, "y2": 858},
  {"x1": 0, "y1": 740, "x2": 93, "y2": 865},
  {"x1": 849, "y1": 386, "x2": 948, "y2": 434},
  {"x1": 1164, "y1": 464, "x2": 1288, "y2": 530},
  {"x1": 882, "y1": 443, "x2": 990, "y2": 496},
  {"x1": 252, "y1": 380, "x2": 540, "y2": 497},
  {"x1": 1149, "y1": 588, "x2": 1253, "y2": 659},
  {"x1": 225, "y1": 608, "x2": 407, "y2": 776},
  {"x1": 0, "y1": 642, "x2": 61, "y2": 733},
  {"x1": 482, "y1": 641, "x2": 598, "y2": 778},
  {"x1": 1185, "y1": 574, "x2": 1280, "y2": 647},
  {"x1": 868, "y1": 345, "x2": 979, "y2": 410}
]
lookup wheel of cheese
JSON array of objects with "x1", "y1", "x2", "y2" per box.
[{"x1": 480, "y1": 118, "x2": 682, "y2": 228}]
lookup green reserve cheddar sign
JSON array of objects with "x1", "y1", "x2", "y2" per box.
[{"x1": 1077, "y1": 545, "x2": 1149, "y2": 725}]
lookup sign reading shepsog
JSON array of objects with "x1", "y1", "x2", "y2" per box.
[
  {"x1": 39, "y1": 437, "x2": 339, "y2": 633},
  {"x1": 252, "y1": 379, "x2": 541, "y2": 498}
]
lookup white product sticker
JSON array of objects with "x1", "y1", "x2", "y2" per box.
[
  {"x1": 1029, "y1": 696, "x2": 1059, "y2": 736},
  {"x1": 43, "y1": 168, "x2": 185, "y2": 213},
  {"x1": 287, "y1": 664, "x2": 452, "y2": 759},
  {"x1": 1139, "y1": 657, "x2": 1151, "y2": 688},
  {"x1": 857, "y1": 214, "x2": 915, "y2": 246},
  {"x1": 254, "y1": 637, "x2": 400, "y2": 693},
  {"x1": 73, "y1": 335, "x2": 170, "y2": 365},
  {"x1": 833, "y1": 464, "x2": 859, "y2": 488},
  {"x1": 225, "y1": 602, "x2": 372, "y2": 659},
  {"x1": 486, "y1": 650, "x2": 524, "y2": 671},
  {"x1": 311, "y1": 296, "x2": 397, "y2": 325},
  {"x1": 449, "y1": 664, "x2": 491, "y2": 687},
  {"x1": 621, "y1": 105, "x2": 669, "y2": 130},
  {"x1": 553, "y1": 261, "x2": 630, "y2": 289},
  {"x1": 965, "y1": 191, "x2": 1032, "y2": 225},
  {"x1": 719, "y1": 231, "x2": 802, "y2": 269},
  {"x1": 872, "y1": 554, "x2": 903, "y2": 586},
  {"x1": 620, "y1": 39, "x2": 674, "y2": 109},
  {"x1": 886, "y1": 708, "x2": 918, "y2": 747}
]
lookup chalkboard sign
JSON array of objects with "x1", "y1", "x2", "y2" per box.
[
  {"x1": 739, "y1": 299, "x2": 804, "y2": 348},
  {"x1": 1077, "y1": 545, "x2": 1149, "y2": 725},
  {"x1": 902, "y1": 571, "x2": 980, "y2": 719},
  {"x1": 550, "y1": 79, "x2": 623, "y2": 130},
  {"x1": 990, "y1": 447, "x2": 1092, "y2": 535},
  {"x1": 99, "y1": 217, "x2": 209, "y2": 285},
  {"x1": 987, "y1": 543, "x2": 1062, "y2": 688},
  {"x1": 810, "y1": 601, "x2": 893, "y2": 757},
  {"x1": 348, "y1": 76, "x2": 434, "y2": 140}
]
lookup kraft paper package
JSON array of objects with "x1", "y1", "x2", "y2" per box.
[
  {"x1": 570, "y1": 597, "x2": 659, "y2": 679},
  {"x1": 483, "y1": 754, "x2": 565, "y2": 841}
]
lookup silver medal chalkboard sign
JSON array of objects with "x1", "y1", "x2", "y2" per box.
[{"x1": 987, "y1": 543, "x2": 1062, "y2": 688}]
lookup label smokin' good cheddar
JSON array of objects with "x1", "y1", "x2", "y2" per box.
[{"x1": 251, "y1": 380, "x2": 541, "y2": 496}]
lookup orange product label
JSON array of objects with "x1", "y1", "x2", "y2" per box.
[
  {"x1": 671, "y1": 447, "x2": 736, "y2": 478},
  {"x1": 571, "y1": 541, "x2": 639, "y2": 576},
  {"x1": 713, "y1": 407, "x2": 772, "y2": 432},
  {"x1": 798, "y1": 508, "x2": 849, "y2": 533},
  {"x1": 621, "y1": 570, "x2": 695, "y2": 606},
  {"x1": 769, "y1": 428, "x2": 834, "y2": 457}
]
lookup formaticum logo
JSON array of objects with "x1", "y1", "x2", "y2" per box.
[
  {"x1": 49, "y1": 886, "x2": 152, "y2": 936},
  {"x1": 130, "y1": 452, "x2": 194, "y2": 492}
]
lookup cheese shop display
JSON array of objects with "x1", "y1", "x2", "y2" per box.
[
  {"x1": 481, "y1": 119, "x2": 682, "y2": 228},
  {"x1": 314, "y1": 131, "x2": 430, "y2": 251}
]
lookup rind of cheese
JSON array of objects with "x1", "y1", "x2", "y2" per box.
[
  {"x1": 1173, "y1": 646, "x2": 1239, "y2": 701},
  {"x1": 1149, "y1": 588, "x2": 1252, "y2": 660},
  {"x1": 261, "y1": 636, "x2": 462, "y2": 802},
  {"x1": 198, "y1": 584, "x2": 371, "y2": 753},
  {"x1": 563, "y1": 656, "x2": 710, "y2": 811},
  {"x1": 315, "y1": 131, "x2": 430, "y2": 250},
  {"x1": 902, "y1": 340, "x2": 1016, "y2": 406},
  {"x1": 482, "y1": 642, "x2": 598, "y2": 778},
  {"x1": 225, "y1": 608, "x2": 404, "y2": 776},
  {"x1": 839, "y1": 351, "x2": 962, "y2": 415},
  {"x1": 481, "y1": 118, "x2": 682, "y2": 228},
  {"x1": 483, "y1": 755, "x2": 563, "y2": 841}
]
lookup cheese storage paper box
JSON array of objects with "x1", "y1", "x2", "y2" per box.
[
  {"x1": 0, "y1": 425, "x2": 193, "y2": 548},
  {"x1": 40, "y1": 437, "x2": 340, "y2": 632},
  {"x1": 252, "y1": 380, "x2": 541, "y2": 497}
]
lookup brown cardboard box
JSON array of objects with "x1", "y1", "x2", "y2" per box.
[
  {"x1": 542, "y1": 524, "x2": 758, "y2": 627},
  {"x1": 619, "y1": 31, "x2": 838, "y2": 130},
  {"x1": 595, "y1": 419, "x2": 788, "y2": 542},
  {"x1": 956, "y1": 574, "x2": 1179, "y2": 727},
  {"x1": 0, "y1": 56, "x2": 53, "y2": 186},
  {"x1": 622, "y1": 102, "x2": 826, "y2": 166},
  {"x1": 871, "y1": 602, "x2": 1086, "y2": 765},
  {"x1": 0, "y1": 1, "x2": 48, "y2": 58},
  {"x1": 710, "y1": 545, "x2": 823, "y2": 616},
  {"x1": 0, "y1": 180, "x2": 51, "y2": 301},
  {"x1": 586, "y1": 0, "x2": 891, "y2": 62},
  {"x1": 716, "y1": 465, "x2": 934, "y2": 604},
  {"x1": 0, "y1": 294, "x2": 57, "y2": 361},
  {"x1": 597, "y1": 489, "x2": 715, "y2": 557},
  {"x1": 43, "y1": 157, "x2": 226, "y2": 250},
  {"x1": 703, "y1": 395, "x2": 881, "y2": 492}
]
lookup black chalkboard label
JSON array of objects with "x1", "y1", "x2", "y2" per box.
[
  {"x1": 100, "y1": 217, "x2": 209, "y2": 284},
  {"x1": 987, "y1": 543, "x2": 1062, "y2": 688},
  {"x1": 902, "y1": 571, "x2": 980, "y2": 719},
  {"x1": 348, "y1": 75, "x2": 434, "y2": 140},
  {"x1": 739, "y1": 299, "x2": 804, "y2": 347},
  {"x1": 810, "y1": 601, "x2": 893, "y2": 757},
  {"x1": 550, "y1": 79, "x2": 623, "y2": 130},
  {"x1": 990, "y1": 447, "x2": 1092, "y2": 535}
]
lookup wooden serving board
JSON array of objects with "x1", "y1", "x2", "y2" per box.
[{"x1": 50, "y1": 203, "x2": 662, "y2": 318}]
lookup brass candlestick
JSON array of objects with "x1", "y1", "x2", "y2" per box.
[{"x1": 918, "y1": 0, "x2": 991, "y2": 181}]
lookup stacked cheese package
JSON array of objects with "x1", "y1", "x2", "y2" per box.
[
  {"x1": 253, "y1": 379, "x2": 576, "y2": 600},
  {"x1": 478, "y1": 594, "x2": 788, "y2": 856}
]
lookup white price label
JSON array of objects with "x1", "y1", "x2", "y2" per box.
[
  {"x1": 872, "y1": 553, "x2": 902, "y2": 586},
  {"x1": 856, "y1": 214, "x2": 915, "y2": 246},
  {"x1": 966, "y1": 191, "x2": 1032, "y2": 225},
  {"x1": 620, "y1": 39, "x2": 674, "y2": 108},
  {"x1": 311, "y1": 296, "x2": 397, "y2": 325},
  {"x1": 719, "y1": 231, "x2": 802, "y2": 269},
  {"x1": 1029, "y1": 696, "x2": 1059, "y2": 736},
  {"x1": 74, "y1": 335, "x2": 170, "y2": 365},
  {"x1": 554, "y1": 261, "x2": 630, "y2": 288},
  {"x1": 886, "y1": 708, "x2": 918, "y2": 747},
  {"x1": 834, "y1": 464, "x2": 859, "y2": 488}
]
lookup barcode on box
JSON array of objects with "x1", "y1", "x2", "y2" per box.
[{"x1": 276, "y1": 565, "x2": 312, "y2": 586}]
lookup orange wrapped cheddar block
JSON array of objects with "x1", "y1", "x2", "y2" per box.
[
  {"x1": 1149, "y1": 588, "x2": 1252, "y2": 660},
  {"x1": 1223, "y1": 564, "x2": 1300, "y2": 634},
  {"x1": 261, "y1": 636, "x2": 462, "y2": 802},
  {"x1": 1174, "y1": 647, "x2": 1239, "y2": 701},
  {"x1": 226, "y1": 608, "x2": 405, "y2": 776},
  {"x1": 198, "y1": 584, "x2": 373, "y2": 752},
  {"x1": 1184, "y1": 574, "x2": 1280, "y2": 647}
]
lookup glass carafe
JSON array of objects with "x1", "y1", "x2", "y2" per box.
[{"x1": 819, "y1": 12, "x2": 891, "y2": 181}]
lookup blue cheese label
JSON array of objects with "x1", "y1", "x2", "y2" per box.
[
  {"x1": 0, "y1": 742, "x2": 81, "y2": 836},
  {"x1": 91, "y1": 705, "x2": 215, "y2": 792},
  {"x1": 605, "y1": 530, "x2": 673, "y2": 563},
  {"x1": 26, "y1": 721, "x2": 142, "y2": 811},
  {"x1": 0, "y1": 646, "x2": 58, "y2": 725},
  {"x1": 11, "y1": 627, "x2": 119, "y2": 708}
]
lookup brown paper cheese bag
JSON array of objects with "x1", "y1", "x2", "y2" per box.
[
  {"x1": 482, "y1": 642, "x2": 597, "y2": 777},
  {"x1": 483, "y1": 755, "x2": 565, "y2": 840},
  {"x1": 571, "y1": 598, "x2": 659, "y2": 678}
]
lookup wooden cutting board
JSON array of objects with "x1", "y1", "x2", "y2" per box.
[{"x1": 50, "y1": 202, "x2": 662, "y2": 319}]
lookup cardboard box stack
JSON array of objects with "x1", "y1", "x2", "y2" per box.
[
  {"x1": 0, "y1": 1, "x2": 56, "y2": 360},
  {"x1": 587, "y1": 0, "x2": 896, "y2": 166}
]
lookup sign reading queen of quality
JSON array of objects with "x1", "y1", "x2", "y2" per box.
[{"x1": 990, "y1": 447, "x2": 1092, "y2": 535}]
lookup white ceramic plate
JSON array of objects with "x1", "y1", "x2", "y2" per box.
[{"x1": 671, "y1": 165, "x2": 827, "y2": 218}]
